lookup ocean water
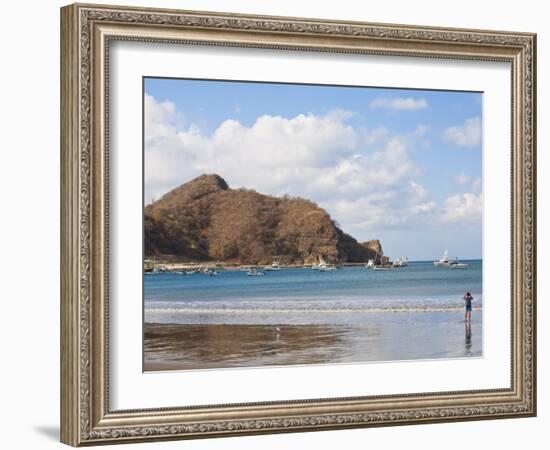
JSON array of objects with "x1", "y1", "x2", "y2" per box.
[{"x1": 144, "y1": 260, "x2": 482, "y2": 325}]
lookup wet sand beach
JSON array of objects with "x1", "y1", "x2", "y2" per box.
[{"x1": 144, "y1": 310, "x2": 482, "y2": 371}]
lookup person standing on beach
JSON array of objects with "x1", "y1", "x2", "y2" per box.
[{"x1": 463, "y1": 292, "x2": 473, "y2": 321}]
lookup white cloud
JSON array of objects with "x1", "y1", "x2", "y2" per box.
[
  {"x1": 472, "y1": 177, "x2": 482, "y2": 192},
  {"x1": 364, "y1": 126, "x2": 389, "y2": 145},
  {"x1": 145, "y1": 94, "x2": 441, "y2": 239},
  {"x1": 439, "y1": 192, "x2": 483, "y2": 224},
  {"x1": 414, "y1": 125, "x2": 430, "y2": 137},
  {"x1": 144, "y1": 95, "x2": 182, "y2": 143},
  {"x1": 410, "y1": 181, "x2": 427, "y2": 198},
  {"x1": 455, "y1": 172, "x2": 470, "y2": 185},
  {"x1": 370, "y1": 97, "x2": 428, "y2": 111},
  {"x1": 412, "y1": 201, "x2": 436, "y2": 214},
  {"x1": 443, "y1": 117, "x2": 482, "y2": 147}
]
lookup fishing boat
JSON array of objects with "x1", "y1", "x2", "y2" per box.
[
  {"x1": 149, "y1": 265, "x2": 170, "y2": 274},
  {"x1": 144, "y1": 258, "x2": 169, "y2": 274},
  {"x1": 434, "y1": 250, "x2": 451, "y2": 267},
  {"x1": 144, "y1": 259, "x2": 154, "y2": 273},
  {"x1": 247, "y1": 269, "x2": 265, "y2": 276},
  {"x1": 264, "y1": 261, "x2": 281, "y2": 271},
  {"x1": 393, "y1": 257, "x2": 408, "y2": 267},
  {"x1": 368, "y1": 252, "x2": 392, "y2": 270},
  {"x1": 449, "y1": 258, "x2": 469, "y2": 269}
]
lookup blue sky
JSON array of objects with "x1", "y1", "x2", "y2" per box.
[{"x1": 144, "y1": 77, "x2": 482, "y2": 261}]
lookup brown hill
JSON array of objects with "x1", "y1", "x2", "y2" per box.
[{"x1": 144, "y1": 174, "x2": 382, "y2": 265}]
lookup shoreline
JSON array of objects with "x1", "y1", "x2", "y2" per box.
[
  {"x1": 145, "y1": 259, "x2": 482, "y2": 273},
  {"x1": 144, "y1": 306, "x2": 483, "y2": 315},
  {"x1": 148, "y1": 261, "x2": 369, "y2": 272}
]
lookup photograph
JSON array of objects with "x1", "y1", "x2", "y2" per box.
[
  {"x1": 143, "y1": 78, "x2": 483, "y2": 371},
  {"x1": 57, "y1": 2, "x2": 536, "y2": 446}
]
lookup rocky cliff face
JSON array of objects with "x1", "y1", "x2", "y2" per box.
[{"x1": 145, "y1": 174, "x2": 382, "y2": 265}]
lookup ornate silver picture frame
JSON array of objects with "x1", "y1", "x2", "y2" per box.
[{"x1": 60, "y1": 3, "x2": 536, "y2": 446}]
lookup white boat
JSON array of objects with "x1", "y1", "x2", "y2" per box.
[
  {"x1": 247, "y1": 269, "x2": 264, "y2": 276},
  {"x1": 144, "y1": 259, "x2": 155, "y2": 273},
  {"x1": 314, "y1": 256, "x2": 336, "y2": 272},
  {"x1": 367, "y1": 252, "x2": 392, "y2": 270},
  {"x1": 434, "y1": 250, "x2": 451, "y2": 267},
  {"x1": 449, "y1": 258, "x2": 469, "y2": 269},
  {"x1": 200, "y1": 268, "x2": 218, "y2": 276},
  {"x1": 264, "y1": 261, "x2": 281, "y2": 271},
  {"x1": 144, "y1": 258, "x2": 172, "y2": 274},
  {"x1": 312, "y1": 256, "x2": 326, "y2": 270},
  {"x1": 393, "y1": 257, "x2": 408, "y2": 267}
]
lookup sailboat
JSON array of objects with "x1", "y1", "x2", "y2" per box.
[
  {"x1": 315, "y1": 255, "x2": 336, "y2": 272},
  {"x1": 311, "y1": 255, "x2": 325, "y2": 270}
]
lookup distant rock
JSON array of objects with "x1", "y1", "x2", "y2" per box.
[{"x1": 145, "y1": 174, "x2": 382, "y2": 265}]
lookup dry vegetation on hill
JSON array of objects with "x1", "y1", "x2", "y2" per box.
[{"x1": 145, "y1": 174, "x2": 382, "y2": 265}]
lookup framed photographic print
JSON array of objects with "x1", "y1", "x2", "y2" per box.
[{"x1": 60, "y1": 3, "x2": 537, "y2": 446}]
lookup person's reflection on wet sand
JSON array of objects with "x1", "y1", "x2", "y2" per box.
[{"x1": 465, "y1": 321, "x2": 472, "y2": 355}]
